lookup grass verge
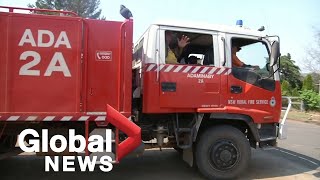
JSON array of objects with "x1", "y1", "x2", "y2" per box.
[{"x1": 281, "y1": 110, "x2": 320, "y2": 125}]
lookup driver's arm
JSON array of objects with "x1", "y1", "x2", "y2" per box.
[{"x1": 232, "y1": 54, "x2": 244, "y2": 67}]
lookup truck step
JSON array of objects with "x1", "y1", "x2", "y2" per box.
[
  {"x1": 176, "y1": 128, "x2": 192, "y2": 133},
  {"x1": 260, "y1": 136, "x2": 277, "y2": 142}
]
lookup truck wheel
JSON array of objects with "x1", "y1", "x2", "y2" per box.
[{"x1": 196, "y1": 125, "x2": 251, "y2": 180}]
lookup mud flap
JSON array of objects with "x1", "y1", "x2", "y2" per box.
[{"x1": 183, "y1": 147, "x2": 194, "y2": 167}]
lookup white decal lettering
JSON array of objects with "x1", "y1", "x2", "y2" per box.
[
  {"x1": 38, "y1": 30, "x2": 54, "y2": 47},
  {"x1": 44, "y1": 52, "x2": 71, "y2": 77},
  {"x1": 18, "y1": 29, "x2": 36, "y2": 47},
  {"x1": 19, "y1": 51, "x2": 41, "y2": 76},
  {"x1": 54, "y1": 31, "x2": 71, "y2": 48}
]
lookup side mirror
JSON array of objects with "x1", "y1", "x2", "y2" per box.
[
  {"x1": 270, "y1": 41, "x2": 280, "y2": 66},
  {"x1": 266, "y1": 63, "x2": 270, "y2": 72}
]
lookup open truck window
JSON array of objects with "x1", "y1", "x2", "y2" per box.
[{"x1": 164, "y1": 30, "x2": 214, "y2": 66}]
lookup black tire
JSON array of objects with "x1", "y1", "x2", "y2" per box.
[{"x1": 195, "y1": 125, "x2": 251, "y2": 180}]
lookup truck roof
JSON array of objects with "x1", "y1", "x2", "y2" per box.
[{"x1": 153, "y1": 20, "x2": 267, "y2": 37}]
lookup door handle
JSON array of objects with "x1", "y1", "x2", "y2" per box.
[{"x1": 230, "y1": 86, "x2": 242, "y2": 94}]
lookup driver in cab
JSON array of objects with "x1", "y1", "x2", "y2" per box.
[{"x1": 232, "y1": 43, "x2": 259, "y2": 70}]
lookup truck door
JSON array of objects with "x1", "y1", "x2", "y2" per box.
[
  {"x1": 224, "y1": 35, "x2": 280, "y2": 121},
  {"x1": 158, "y1": 29, "x2": 223, "y2": 109},
  {"x1": 85, "y1": 20, "x2": 133, "y2": 113}
]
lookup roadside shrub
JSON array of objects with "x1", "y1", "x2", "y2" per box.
[
  {"x1": 291, "y1": 88, "x2": 300, "y2": 96},
  {"x1": 300, "y1": 90, "x2": 320, "y2": 111}
]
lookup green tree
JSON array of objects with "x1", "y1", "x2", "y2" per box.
[
  {"x1": 281, "y1": 80, "x2": 291, "y2": 96},
  {"x1": 302, "y1": 74, "x2": 314, "y2": 91},
  {"x1": 310, "y1": 72, "x2": 320, "y2": 93},
  {"x1": 280, "y1": 53, "x2": 302, "y2": 89},
  {"x1": 28, "y1": 0, "x2": 103, "y2": 19},
  {"x1": 291, "y1": 88, "x2": 300, "y2": 96}
]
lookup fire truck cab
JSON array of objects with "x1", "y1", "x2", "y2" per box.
[{"x1": 132, "y1": 21, "x2": 282, "y2": 179}]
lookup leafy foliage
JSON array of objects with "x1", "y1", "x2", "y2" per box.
[
  {"x1": 281, "y1": 80, "x2": 291, "y2": 96},
  {"x1": 279, "y1": 53, "x2": 302, "y2": 89},
  {"x1": 291, "y1": 88, "x2": 300, "y2": 96},
  {"x1": 310, "y1": 72, "x2": 320, "y2": 93},
  {"x1": 300, "y1": 90, "x2": 320, "y2": 111},
  {"x1": 302, "y1": 74, "x2": 314, "y2": 91},
  {"x1": 28, "y1": 0, "x2": 103, "y2": 19}
]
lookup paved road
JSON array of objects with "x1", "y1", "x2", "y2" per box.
[
  {"x1": 0, "y1": 120, "x2": 319, "y2": 180},
  {"x1": 278, "y1": 120, "x2": 320, "y2": 161}
]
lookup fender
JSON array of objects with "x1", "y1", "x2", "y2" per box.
[{"x1": 192, "y1": 113, "x2": 260, "y2": 142}]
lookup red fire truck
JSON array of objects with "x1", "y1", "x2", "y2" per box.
[{"x1": 0, "y1": 6, "x2": 285, "y2": 179}]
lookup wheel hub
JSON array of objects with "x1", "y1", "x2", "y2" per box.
[{"x1": 210, "y1": 141, "x2": 239, "y2": 170}]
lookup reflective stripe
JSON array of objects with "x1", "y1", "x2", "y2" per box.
[
  {"x1": 146, "y1": 64, "x2": 156, "y2": 71},
  {"x1": 61, "y1": 116, "x2": 72, "y2": 121},
  {"x1": 7, "y1": 116, "x2": 19, "y2": 121},
  {"x1": 157, "y1": 64, "x2": 165, "y2": 71},
  {"x1": 216, "y1": 68, "x2": 225, "y2": 75},
  {"x1": 200, "y1": 67, "x2": 209, "y2": 74},
  {"x1": 26, "y1": 116, "x2": 37, "y2": 121},
  {"x1": 182, "y1": 66, "x2": 192, "y2": 73},
  {"x1": 95, "y1": 116, "x2": 106, "y2": 121},
  {"x1": 208, "y1": 67, "x2": 217, "y2": 74},
  {"x1": 173, "y1": 66, "x2": 183, "y2": 72},
  {"x1": 78, "y1": 116, "x2": 90, "y2": 121},
  {"x1": 225, "y1": 69, "x2": 232, "y2": 75},
  {"x1": 164, "y1": 65, "x2": 175, "y2": 72},
  {"x1": 43, "y1": 116, "x2": 55, "y2": 121},
  {"x1": 191, "y1": 66, "x2": 201, "y2": 73}
]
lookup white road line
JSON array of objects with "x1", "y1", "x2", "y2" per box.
[{"x1": 275, "y1": 148, "x2": 319, "y2": 166}]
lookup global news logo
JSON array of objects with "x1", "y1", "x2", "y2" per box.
[{"x1": 18, "y1": 129, "x2": 114, "y2": 172}]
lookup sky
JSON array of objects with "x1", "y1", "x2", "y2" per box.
[{"x1": 1, "y1": 0, "x2": 319, "y2": 72}]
